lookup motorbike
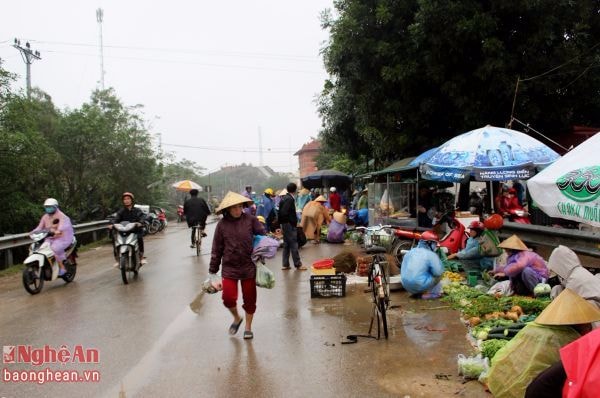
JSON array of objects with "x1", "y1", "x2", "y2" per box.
[
  {"x1": 113, "y1": 221, "x2": 143, "y2": 284},
  {"x1": 389, "y1": 210, "x2": 468, "y2": 265},
  {"x1": 155, "y1": 207, "x2": 167, "y2": 231},
  {"x1": 177, "y1": 205, "x2": 184, "y2": 223},
  {"x1": 22, "y1": 230, "x2": 78, "y2": 295},
  {"x1": 507, "y1": 207, "x2": 531, "y2": 224}
]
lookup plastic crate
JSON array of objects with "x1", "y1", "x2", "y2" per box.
[{"x1": 310, "y1": 275, "x2": 347, "y2": 298}]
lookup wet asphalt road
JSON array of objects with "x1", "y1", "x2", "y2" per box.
[{"x1": 0, "y1": 220, "x2": 489, "y2": 398}]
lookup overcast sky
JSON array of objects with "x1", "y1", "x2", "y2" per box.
[{"x1": 0, "y1": 0, "x2": 333, "y2": 174}]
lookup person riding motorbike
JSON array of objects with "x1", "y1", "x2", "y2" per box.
[
  {"x1": 184, "y1": 188, "x2": 211, "y2": 247},
  {"x1": 30, "y1": 198, "x2": 75, "y2": 276},
  {"x1": 109, "y1": 192, "x2": 147, "y2": 264}
]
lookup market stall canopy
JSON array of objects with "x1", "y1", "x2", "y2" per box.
[
  {"x1": 417, "y1": 125, "x2": 560, "y2": 183},
  {"x1": 171, "y1": 179, "x2": 203, "y2": 192},
  {"x1": 528, "y1": 132, "x2": 600, "y2": 227},
  {"x1": 300, "y1": 169, "x2": 352, "y2": 189}
]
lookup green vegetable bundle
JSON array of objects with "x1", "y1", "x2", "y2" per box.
[{"x1": 481, "y1": 339, "x2": 509, "y2": 362}]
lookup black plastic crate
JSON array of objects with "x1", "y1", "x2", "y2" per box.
[{"x1": 310, "y1": 275, "x2": 347, "y2": 298}]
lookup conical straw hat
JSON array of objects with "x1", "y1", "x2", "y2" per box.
[
  {"x1": 299, "y1": 188, "x2": 310, "y2": 196},
  {"x1": 278, "y1": 189, "x2": 288, "y2": 196},
  {"x1": 314, "y1": 195, "x2": 327, "y2": 202},
  {"x1": 497, "y1": 234, "x2": 528, "y2": 251},
  {"x1": 333, "y1": 211, "x2": 347, "y2": 224},
  {"x1": 535, "y1": 288, "x2": 600, "y2": 326},
  {"x1": 215, "y1": 191, "x2": 253, "y2": 214}
]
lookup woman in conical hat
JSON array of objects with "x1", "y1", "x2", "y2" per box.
[
  {"x1": 493, "y1": 234, "x2": 548, "y2": 296},
  {"x1": 209, "y1": 191, "x2": 266, "y2": 340},
  {"x1": 523, "y1": 289, "x2": 600, "y2": 398},
  {"x1": 488, "y1": 288, "x2": 600, "y2": 398},
  {"x1": 299, "y1": 195, "x2": 331, "y2": 244}
]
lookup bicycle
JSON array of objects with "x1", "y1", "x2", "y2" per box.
[
  {"x1": 365, "y1": 245, "x2": 390, "y2": 339},
  {"x1": 355, "y1": 225, "x2": 395, "y2": 339},
  {"x1": 191, "y1": 223, "x2": 205, "y2": 256}
]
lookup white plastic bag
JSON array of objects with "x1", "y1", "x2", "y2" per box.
[
  {"x1": 457, "y1": 354, "x2": 490, "y2": 380},
  {"x1": 487, "y1": 280, "x2": 514, "y2": 296},
  {"x1": 256, "y1": 263, "x2": 275, "y2": 289}
]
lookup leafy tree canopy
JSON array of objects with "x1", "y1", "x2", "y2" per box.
[{"x1": 319, "y1": 0, "x2": 600, "y2": 167}]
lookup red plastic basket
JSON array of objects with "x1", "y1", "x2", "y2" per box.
[{"x1": 312, "y1": 258, "x2": 335, "y2": 269}]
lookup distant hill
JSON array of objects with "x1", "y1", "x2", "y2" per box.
[{"x1": 197, "y1": 164, "x2": 294, "y2": 200}]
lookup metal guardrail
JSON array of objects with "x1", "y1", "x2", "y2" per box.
[
  {"x1": 500, "y1": 221, "x2": 600, "y2": 258},
  {"x1": 0, "y1": 220, "x2": 109, "y2": 266},
  {"x1": 385, "y1": 217, "x2": 600, "y2": 258}
]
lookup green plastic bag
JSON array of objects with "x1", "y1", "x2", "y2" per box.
[
  {"x1": 487, "y1": 323, "x2": 580, "y2": 398},
  {"x1": 256, "y1": 263, "x2": 275, "y2": 289}
]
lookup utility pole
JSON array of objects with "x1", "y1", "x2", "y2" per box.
[
  {"x1": 12, "y1": 38, "x2": 41, "y2": 98},
  {"x1": 96, "y1": 8, "x2": 106, "y2": 90}
]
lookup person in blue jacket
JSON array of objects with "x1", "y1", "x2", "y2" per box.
[
  {"x1": 401, "y1": 231, "x2": 444, "y2": 299},
  {"x1": 446, "y1": 220, "x2": 495, "y2": 272}
]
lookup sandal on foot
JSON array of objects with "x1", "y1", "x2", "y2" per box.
[
  {"x1": 243, "y1": 331, "x2": 254, "y2": 340},
  {"x1": 228, "y1": 318, "x2": 243, "y2": 335},
  {"x1": 281, "y1": 266, "x2": 291, "y2": 270}
]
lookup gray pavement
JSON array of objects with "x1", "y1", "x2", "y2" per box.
[{"x1": 0, "y1": 221, "x2": 489, "y2": 398}]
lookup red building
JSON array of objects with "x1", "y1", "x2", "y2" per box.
[{"x1": 294, "y1": 139, "x2": 321, "y2": 178}]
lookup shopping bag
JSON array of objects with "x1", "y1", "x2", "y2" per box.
[
  {"x1": 296, "y1": 226, "x2": 307, "y2": 247},
  {"x1": 256, "y1": 263, "x2": 275, "y2": 289}
]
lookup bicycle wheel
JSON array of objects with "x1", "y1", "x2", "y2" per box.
[
  {"x1": 195, "y1": 227, "x2": 201, "y2": 256},
  {"x1": 378, "y1": 261, "x2": 390, "y2": 339}
]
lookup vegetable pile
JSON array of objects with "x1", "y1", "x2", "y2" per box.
[{"x1": 444, "y1": 283, "x2": 552, "y2": 365}]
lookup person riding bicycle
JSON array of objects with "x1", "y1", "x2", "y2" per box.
[
  {"x1": 109, "y1": 192, "x2": 147, "y2": 264},
  {"x1": 184, "y1": 188, "x2": 211, "y2": 248},
  {"x1": 400, "y1": 231, "x2": 444, "y2": 299},
  {"x1": 31, "y1": 198, "x2": 75, "y2": 276}
]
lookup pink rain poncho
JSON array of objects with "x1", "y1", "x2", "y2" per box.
[{"x1": 31, "y1": 209, "x2": 74, "y2": 262}]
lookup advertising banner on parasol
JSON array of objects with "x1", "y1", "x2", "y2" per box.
[{"x1": 528, "y1": 133, "x2": 600, "y2": 227}]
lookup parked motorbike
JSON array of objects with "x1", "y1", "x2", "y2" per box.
[
  {"x1": 389, "y1": 210, "x2": 468, "y2": 265},
  {"x1": 113, "y1": 221, "x2": 143, "y2": 284},
  {"x1": 22, "y1": 230, "x2": 78, "y2": 295},
  {"x1": 145, "y1": 212, "x2": 161, "y2": 234},
  {"x1": 507, "y1": 207, "x2": 531, "y2": 224},
  {"x1": 177, "y1": 205, "x2": 184, "y2": 223},
  {"x1": 154, "y1": 207, "x2": 167, "y2": 231}
]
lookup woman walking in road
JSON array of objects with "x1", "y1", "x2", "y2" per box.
[{"x1": 209, "y1": 191, "x2": 265, "y2": 339}]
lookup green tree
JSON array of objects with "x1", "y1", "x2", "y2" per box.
[
  {"x1": 319, "y1": 0, "x2": 600, "y2": 165},
  {"x1": 0, "y1": 88, "x2": 61, "y2": 234}
]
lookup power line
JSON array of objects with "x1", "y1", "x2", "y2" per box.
[
  {"x1": 41, "y1": 49, "x2": 323, "y2": 74},
  {"x1": 12, "y1": 38, "x2": 41, "y2": 98},
  {"x1": 162, "y1": 142, "x2": 295, "y2": 153},
  {"x1": 29, "y1": 39, "x2": 320, "y2": 63}
]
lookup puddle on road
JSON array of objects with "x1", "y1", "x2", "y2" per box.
[{"x1": 105, "y1": 307, "x2": 197, "y2": 398}]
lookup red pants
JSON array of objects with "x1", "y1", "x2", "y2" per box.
[{"x1": 221, "y1": 277, "x2": 257, "y2": 314}]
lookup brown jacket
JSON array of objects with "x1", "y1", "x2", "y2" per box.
[{"x1": 209, "y1": 213, "x2": 265, "y2": 279}]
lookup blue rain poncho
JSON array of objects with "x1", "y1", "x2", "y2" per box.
[{"x1": 401, "y1": 240, "x2": 444, "y2": 294}]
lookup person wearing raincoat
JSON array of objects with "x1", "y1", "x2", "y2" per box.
[
  {"x1": 400, "y1": 231, "x2": 444, "y2": 299},
  {"x1": 487, "y1": 288, "x2": 600, "y2": 398},
  {"x1": 492, "y1": 235, "x2": 548, "y2": 296},
  {"x1": 547, "y1": 245, "x2": 600, "y2": 309},
  {"x1": 300, "y1": 195, "x2": 331, "y2": 244},
  {"x1": 256, "y1": 188, "x2": 276, "y2": 231},
  {"x1": 295, "y1": 188, "x2": 311, "y2": 215},
  {"x1": 31, "y1": 198, "x2": 75, "y2": 276}
]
